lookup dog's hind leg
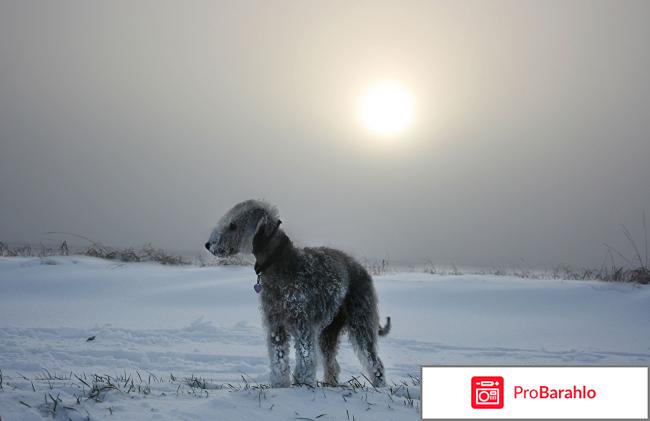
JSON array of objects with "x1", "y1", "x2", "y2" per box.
[
  {"x1": 344, "y1": 268, "x2": 386, "y2": 386},
  {"x1": 319, "y1": 307, "x2": 346, "y2": 385},
  {"x1": 267, "y1": 325, "x2": 291, "y2": 387},
  {"x1": 345, "y1": 269, "x2": 386, "y2": 387},
  {"x1": 348, "y1": 321, "x2": 386, "y2": 387}
]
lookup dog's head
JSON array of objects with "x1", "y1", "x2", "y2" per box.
[{"x1": 205, "y1": 199, "x2": 280, "y2": 257}]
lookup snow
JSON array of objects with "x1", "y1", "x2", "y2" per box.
[{"x1": 0, "y1": 256, "x2": 648, "y2": 420}]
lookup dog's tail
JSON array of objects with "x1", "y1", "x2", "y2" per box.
[{"x1": 378, "y1": 317, "x2": 391, "y2": 337}]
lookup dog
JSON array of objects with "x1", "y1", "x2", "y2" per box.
[{"x1": 206, "y1": 199, "x2": 390, "y2": 387}]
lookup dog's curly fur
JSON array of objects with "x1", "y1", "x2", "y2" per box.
[{"x1": 206, "y1": 199, "x2": 390, "y2": 387}]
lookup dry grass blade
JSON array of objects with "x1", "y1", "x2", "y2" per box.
[
  {"x1": 603, "y1": 243, "x2": 635, "y2": 266},
  {"x1": 621, "y1": 224, "x2": 644, "y2": 267},
  {"x1": 643, "y1": 211, "x2": 648, "y2": 269}
]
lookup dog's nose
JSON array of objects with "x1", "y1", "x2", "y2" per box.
[{"x1": 204, "y1": 242, "x2": 211, "y2": 251}]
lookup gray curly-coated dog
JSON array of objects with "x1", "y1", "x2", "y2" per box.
[{"x1": 205, "y1": 199, "x2": 390, "y2": 387}]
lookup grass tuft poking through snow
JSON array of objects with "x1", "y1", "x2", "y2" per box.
[{"x1": 0, "y1": 370, "x2": 421, "y2": 420}]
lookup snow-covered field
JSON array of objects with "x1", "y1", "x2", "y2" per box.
[{"x1": 0, "y1": 256, "x2": 648, "y2": 420}]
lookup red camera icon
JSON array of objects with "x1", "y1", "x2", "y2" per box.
[{"x1": 471, "y1": 376, "x2": 504, "y2": 409}]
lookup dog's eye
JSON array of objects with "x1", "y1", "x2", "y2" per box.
[{"x1": 229, "y1": 222, "x2": 237, "y2": 231}]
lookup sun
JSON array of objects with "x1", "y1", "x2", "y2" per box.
[{"x1": 359, "y1": 81, "x2": 414, "y2": 136}]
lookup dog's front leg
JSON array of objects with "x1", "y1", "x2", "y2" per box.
[
  {"x1": 267, "y1": 325, "x2": 291, "y2": 387},
  {"x1": 292, "y1": 324, "x2": 316, "y2": 386}
]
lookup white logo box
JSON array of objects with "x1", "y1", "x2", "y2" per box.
[{"x1": 422, "y1": 366, "x2": 648, "y2": 420}]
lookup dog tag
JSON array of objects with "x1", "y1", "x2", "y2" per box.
[{"x1": 254, "y1": 283, "x2": 263, "y2": 293}]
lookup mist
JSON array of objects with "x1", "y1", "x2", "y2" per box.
[{"x1": 1, "y1": 0, "x2": 649, "y2": 268}]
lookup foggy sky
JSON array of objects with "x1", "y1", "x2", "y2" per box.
[{"x1": 1, "y1": 0, "x2": 649, "y2": 268}]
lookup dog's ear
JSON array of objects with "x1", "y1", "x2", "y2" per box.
[{"x1": 252, "y1": 213, "x2": 270, "y2": 253}]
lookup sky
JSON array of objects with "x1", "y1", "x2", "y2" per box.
[{"x1": 1, "y1": 0, "x2": 649, "y2": 268}]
